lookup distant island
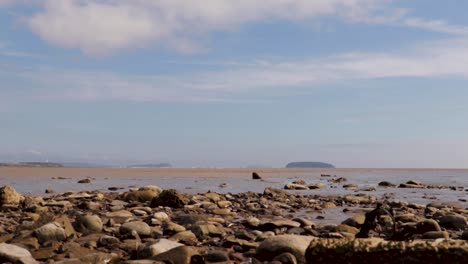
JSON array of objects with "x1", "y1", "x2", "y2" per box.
[
  {"x1": 285, "y1": 161, "x2": 335, "y2": 168},
  {"x1": 127, "y1": 163, "x2": 172, "y2": 168},
  {"x1": 0, "y1": 162, "x2": 64, "y2": 168}
]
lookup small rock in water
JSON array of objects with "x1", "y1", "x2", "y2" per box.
[
  {"x1": 77, "y1": 179, "x2": 91, "y2": 184},
  {"x1": 252, "y1": 172, "x2": 262, "y2": 180}
]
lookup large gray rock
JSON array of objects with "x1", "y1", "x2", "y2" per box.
[
  {"x1": 151, "y1": 246, "x2": 200, "y2": 264},
  {"x1": 137, "y1": 239, "x2": 184, "y2": 259},
  {"x1": 0, "y1": 185, "x2": 24, "y2": 205},
  {"x1": 0, "y1": 243, "x2": 38, "y2": 264},
  {"x1": 74, "y1": 214, "x2": 103, "y2": 234},
  {"x1": 305, "y1": 238, "x2": 468, "y2": 264},
  {"x1": 34, "y1": 222, "x2": 67, "y2": 244},
  {"x1": 256, "y1": 235, "x2": 315, "y2": 264},
  {"x1": 120, "y1": 221, "x2": 151, "y2": 237}
]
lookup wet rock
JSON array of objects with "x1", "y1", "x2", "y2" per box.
[
  {"x1": 308, "y1": 183, "x2": 326, "y2": 189},
  {"x1": 284, "y1": 183, "x2": 308, "y2": 190},
  {"x1": 0, "y1": 185, "x2": 25, "y2": 206},
  {"x1": 252, "y1": 172, "x2": 262, "y2": 180},
  {"x1": 422, "y1": 231, "x2": 449, "y2": 239},
  {"x1": 438, "y1": 214, "x2": 468, "y2": 230},
  {"x1": 378, "y1": 181, "x2": 396, "y2": 187},
  {"x1": 107, "y1": 210, "x2": 133, "y2": 219},
  {"x1": 399, "y1": 180, "x2": 425, "y2": 188},
  {"x1": 150, "y1": 189, "x2": 189, "y2": 208},
  {"x1": 256, "y1": 235, "x2": 315, "y2": 264},
  {"x1": 0, "y1": 243, "x2": 38, "y2": 264},
  {"x1": 264, "y1": 188, "x2": 288, "y2": 198},
  {"x1": 77, "y1": 179, "x2": 91, "y2": 184},
  {"x1": 34, "y1": 222, "x2": 67, "y2": 244},
  {"x1": 259, "y1": 219, "x2": 301, "y2": 231},
  {"x1": 120, "y1": 221, "x2": 152, "y2": 237},
  {"x1": 138, "y1": 239, "x2": 184, "y2": 259},
  {"x1": 415, "y1": 219, "x2": 441, "y2": 234},
  {"x1": 328, "y1": 177, "x2": 347, "y2": 183},
  {"x1": 74, "y1": 214, "x2": 103, "y2": 234}
]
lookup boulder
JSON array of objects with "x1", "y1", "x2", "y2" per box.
[
  {"x1": 74, "y1": 214, "x2": 103, "y2": 234},
  {"x1": 120, "y1": 221, "x2": 152, "y2": 237},
  {"x1": 305, "y1": 238, "x2": 468, "y2": 264},
  {"x1": 415, "y1": 219, "x2": 441, "y2": 234},
  {"x1": 438, "y1": 214, "x2": 468, "y2": 230},
  {"x1": 150, "y1": 189, "x2": 189, "y2": 208},
  {"x1": 0, "y1": 243, "x2": 38, "y2": 264},
  {"x1": 34, "y1": 222, "x2": 67, "y2": 244},
  {"x1": 0, "y1": 185, "x2": 24, "y2": 205},
  {"x1": 256, "y1": 235, "x2": 315, "y2": 264}
]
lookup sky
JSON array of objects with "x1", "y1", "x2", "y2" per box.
[{"x1": 1, "y1": 0, "x2": 468, "y2": 168}]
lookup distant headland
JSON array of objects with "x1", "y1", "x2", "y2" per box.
[
  {"x1": 0, "y1": 162, "x2": 64, "y2": 168},
  {"x1": 285, "y1": 161, "x2": 335, "y2": 168}
]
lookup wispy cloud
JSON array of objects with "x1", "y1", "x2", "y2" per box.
[
  {"x1": 17, "y1": 0, "x2": 468, "y2": 56},
  {"x1": 21, "y1": 0, "x2": 405, "y2": 56},
  {"x1": 3, "y1": 37, "x2": 468, "y2": 103}
]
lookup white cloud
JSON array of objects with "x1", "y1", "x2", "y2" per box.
[
  {"x1": 25, "y1": 0, "x2": 392, "y2": 56},
  {"x1": 3, "y1": 37, "x2": 468, "y2": 103}
]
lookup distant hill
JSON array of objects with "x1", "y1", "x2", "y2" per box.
[
  {"x1": 0, "y1": 162, "x2": 64, "y2": 168},
  {"x1": 127, "y1": 163, "x2": 172, "y2": 168},
  {"x1": 285, "y1": 162, "x2": 335, "y2": 168}
]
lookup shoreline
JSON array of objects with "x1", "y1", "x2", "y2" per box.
[{"x1": 0, "y1": 181, "x2": 466, "y2": 263}]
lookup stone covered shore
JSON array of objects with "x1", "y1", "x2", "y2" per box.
[{"x1": 0, "y1": 177, "x2": 467, "y2": 264}]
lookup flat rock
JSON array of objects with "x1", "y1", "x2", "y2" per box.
[
  {"x1": 138, "y1": 239, "x2": 184, "y2": 259},
  {"x1": 0, "y1": 243, "x2": 38, "y2": 264},
  {"x1": 120, "y1": 221, "x2": 151, "y2": 237}
]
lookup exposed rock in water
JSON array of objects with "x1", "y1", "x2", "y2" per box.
[{"x1": 252, "y1": 172, "x2": 262, "y2": 180}]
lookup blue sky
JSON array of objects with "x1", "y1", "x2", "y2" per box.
[{"x1": 1, "y1": 0, "x2": 468, "y2": 168}]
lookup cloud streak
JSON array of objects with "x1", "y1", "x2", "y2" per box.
[
  {"x1": 3, "y1": 37, "x2": 468, "y2": 103},
  {"x1": 24, "y1": 0, "x2": 401, "y2": 56}
]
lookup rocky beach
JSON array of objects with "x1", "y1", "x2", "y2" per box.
[{"x1": 0, "y1": 169, "x2": 467, "y2": 263}]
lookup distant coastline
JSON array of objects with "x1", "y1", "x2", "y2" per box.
[{"x1": 0, "y1": 162, "x2": 64, "y2": 168}]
